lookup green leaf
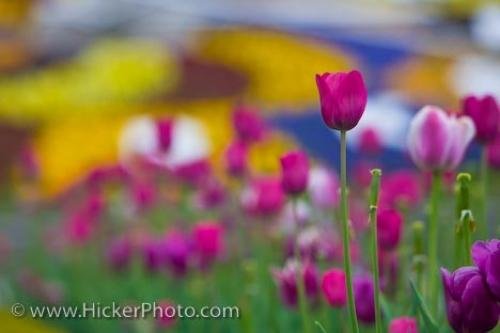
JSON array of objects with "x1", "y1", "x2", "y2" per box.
[{"x1": 409, "y1": 280, "x2": 439, "y2": 333}]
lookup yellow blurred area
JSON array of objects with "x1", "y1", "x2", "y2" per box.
[
  {"x1": 0, "y1": 310, "x2": 65, "y2": 333},
  {"x1": 0, "y1": 39, "x2": 178, "y2": 124},
  {"x1": 196, "y1": 28, "x2": 354, "y2": 111},
  {"x1": 0, "y1": 0, "x2": 35, "y2": 27}
]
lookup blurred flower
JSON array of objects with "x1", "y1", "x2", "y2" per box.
[
  {"x1": 164, "y1": 230, "x2": 191, "y2": 277},
  {"x1": 487, "y1": 134, "x2": 500, "y2": 169},
  {"x1": 472, "y1": 239, "x2": 500, "y2": 300},
  {"x1": 64, "y1": 191, "x2": 104, "y2": 244},
  {"x1": 195, "y1": 179, "x2": 226, "y2": 209},
  {"x1": 241, "y1": 177, "x2": 284, "y2": 216},
  {"x1": 173, "y1": 159, "x2": 212, "y2": 187},
  {"x1": 155, "y1": 300, "x2": 176, "y2": 329},
  {"x1": 350, "y1": 199, "x2": 369, "y2": 232},
  {"x1": 441, "y1": 266, "x2": 499, "y2": 332},
  {"x1": 307, "y1": 166, "x2": 339, "y2": 209},
  {"x1": 106, "y1": 236, "x2": 132, "y2": 272},
  {"x1": 279, "y1": 200, "x2": 311, "y2": 233},
  {"x1": 192, "y1": 221, "x2": 225, "y2": 269},
  {"x1": 407, "y1": 106, "x2": 475, "y2": 171},
  {"x1": 272, "y1": 260, "x2": 320, "y2": 308},
  {"x1": 379, "y1": 250, "x2": 399, "y2": 295},
  {"x1": 379, "y1": 170, "x2": 422, "y2": 210},
  {"x1": 142, "y1": 237, "x2": 164, "y2": 273},
  {"x1": 119, "y1": 116, "x2": 160, "y2": 166},
  {"x1": 315, "y1": 70, "x2": 367, "y2": 131},
  {"x1": 461, "y1": 95, "x2": 499, "y2": 144},
  {"x1": 130, "y1": 181, "x2": 156, "y2": 212},
  {"x1": 389, "y1": 317, "x2": 418, "y2": 333},
  {"x1": 280, "y1": 150, "x2": 309, "y2": 196},
  {"x1": 353, "y1": 160, "x2": 378, "y2": 189},
  {"x1": 354, "y1": 275, "x2": 375, "y2": 324},
  {"x1": 156, "y1": 118, "x2": 174, "y2": 152},
  {"x1": 224, "y1": 141, "x2": 247, "y2": 177},
  {"x1": 85, "y1": 164, "x2": 129, "y2": 190},
  {"x1": 232, "y1": 105, "x2": 266, "y2": 143},
  {"x1": 358, "y1": 127, "x2": 382, "y2": 155},
  {"x1": 377, "y1": 209, "x2": 403, "y2": 251},
  {"x1": 321, "y1": 268, "x2": 347, "y2": 308}
]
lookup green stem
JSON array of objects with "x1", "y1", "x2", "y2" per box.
[
  {"x1": 412, "y1": 221, "x2": 425, "y2": 292},
  {"x1": 455, "y1": 173, "x2": 472, "y2": 267},
  {"x1": 460, "y1": 210, "x2": 473, "y2": 265},
  {"x1": 369, "y1": 169, "x2": 382, "y2": 333},
  {"x1": 340, "y1": 130, "x2": 359, "y2": 333},
  {"x1": 481, "y1": 147, "x2": 489, "y2": 237},
  {"x1": 428, "y1": 171, "x2": 441, "y2": 314}
]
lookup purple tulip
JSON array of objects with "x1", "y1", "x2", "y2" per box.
[
  {"x1": 280, "y1": 151, "x2": 309, "y2": 196},
  {"x1": 389, "y1": 317, "x2": 418, "y2": 333},
  {"x1": 441, "y1": 266, "x2": 499, "y2": 332},
  {"x1": 106, "y1": 236, "x2": 132, "y2": 272},
  {"x1": 358, "y1": 127, "x2": 382, "y2": 155},
  {"x1": 142, "y1": 237, "x2": 164, "y2": 273},
  {"x1": 407, "y1": 106, "x2": 475, "y2": 171},
  {"x1": 379, "y1": 170, "x2": 422, "y2": 210},
  {"x1": 462, "y1": 95, "x2": 499, "y2": 144},
  {"x1": 487, "y1": 134, "x2": 500, "y2": 169},
  {"x1": 224, "y1": 141, "x2": 247, "y2": 177},
  {"x1": 377, "y1": 209, "x2": 403, "y2": 251},
  {"x1": 192, "y1": 221, "x2": 225, "y2": 269},
  {"x1": 272, "y1": 260, "x2": 320, "y2": 308},
  {"x1": 315, "y1": 70, "x2": 367, "y2": 131},
  {"x1": 156, "y1": 118, "x2": 173, "y2": 152},
  {"x1": 163, "y1": 229, "x2": 191, "y2": 277},
  {"x1": 241, "y1": 177, "x2": 284, "y2": 216},
  {"x1": 472, "y1": 239, "x2": 500, "y2": 300},
  {"x1": 307, "y1": 166, "x2": 340, "y2": 209},
  {"x1": 354, "y1": 275, "x2": 375, "y2": 324},
  {"x1": 232, "y1": 105, "x2": 266, "y2": 143},
  {"x1": 321, "y1": 268, "x2": 347, "y2": 308}
]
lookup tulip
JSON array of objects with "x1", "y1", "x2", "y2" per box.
[
  {"x1": 441, "y1": 266, "x2": 499, "y2": 332},
  {"x1": 173, "y1": 159, "x2": 212, "y2": 187},
  {"x1": 280, "y1": 151, "x2": 309, "y2": 196},
  {"x1": 192, "y1": 221, "x2": 225, "y2": 269},
  {"x1": 472, "y1": 239, "x2": 500, "y2": 300},
  {"x1": 358, "y1": 127, "x2": 382, "y2": 155},
  {"x1": 321, "y1": 268, "x2": 347, "y2": 307},
  {"x1": 164, "y1": 230, "x2": 191, "y2": 277},
  {"x1": 232, "y1": 105, "x2": 266, "y2": 143},
  {"x1": 307, "y1": 166, "x2": 339, "y2": 209},
  {"x1": 241, "y1": 177, "x2": 284, "y2": 216},
  {"x1": 389, "y1": 317, "x2": 418, "y2": 333},
  {"x1": 156, "y1": 118, "x2": 173, "y2": 152},
  {"x1": 105, "y1": 236, "x2": 132, "y2": 272},
  {"x1": 316, "y1": 70, "x2": 367, "y2": 131},
  {"x1": 130, "y1": 181, "x2": 156, "y2": 212},
  {"x1": 354, "y1": 276, "x2": 375, "y2": 325},
  {"x1": 224, "y1": 141, "x2": 247, "y2": 177},
  {"x1": 487, "y1": 135, "x2": 500, "y2": 169},
  {"x1": 407, "y1": 106, "x2": 475, "y2": 171},
  {"x1": 195, "y1": 179, "x2": 226, "y2": 209},
  {"x1": 65, "y1": 191, "x2": 104, "y2": 244},
  {"x1": 272, "y1": 260, "x2": 320, "y2": 308},
  {"x1": 461, "y1": 95, "x2": 499, "y2": 144},
  {"x1": 379, "y1": 170, "x2": 422, "y2": 210},
  {"x1": 142, "y1": 237, "x2": 164, "y2": 273},
  {"x1": 377, "y1": 209, "x2": 403, "y2": 251}
]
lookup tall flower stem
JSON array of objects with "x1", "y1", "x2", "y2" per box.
[
  {"x1": 480, "y1": 147, "x2": 489, "y2": 237},
  {"x1": 428, "y1": 171, "x2": 441, "y2": 313},
  {"x1": 455, "y1": 173, "x2": 472, "y2": 266},
  {"x1": 340, "y1": 130, "x2": 359, "y2": 333},
  {"x1": 368, "y1": 169, "x2": 382, "y2": 333},
  {"x1": 292, "y1": 199, "x2": 312, "y2": 333}
]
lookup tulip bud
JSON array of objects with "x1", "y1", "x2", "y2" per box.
[
  {"x1": 241, "y1": 177, "x2": 284, "y2": 216},
  {"x1": 354, "y1": 275, "x2": 375, "y2": 324},
  {"x1": 280, "y1": 150, "x2": 309, "y2": 196},
  {"x1": 321, "y1": 268, "x2": 347, "y2": 307},
  {"x1": 461, "y1": 95, "x2": 499, "y2": 144},
  {"x1": 441, "y1": 266, "x2": 499, "y2": 332},
  {"x1": 377, "y1": 209, "x2": 403, "y2": 251},
  {"x1": 389, "y1": 317, "x2": 418, "y2": 333},
  {"x1": 232, "y1": 105, "x2": 266, "y2": 143},
  {"x1": 315, "y1": 70, "x2": 367, "y2": 131},
  {"x1": 358, "y1": 127, "x2": 382, "y2": 155},
  {"x1": 192, "y1": 221, "x2": 225, "y2": 269},
  {"x1": 472, "y1": 239, "x2": 500, "y2": 300},
  {"x1": 163, "y1": 229, "x2": 191, "y2": 277},
  {"x1": 224, "y1": 141, "x2": 247, "y2": 177},
  {"x1": 407, "y1": 106, "x2": 475, "y2": 171}
]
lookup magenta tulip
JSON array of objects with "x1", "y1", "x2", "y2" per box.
[
  {"x1": 377, "y1": 209, "x2": 403, "y2": 251},
  {"x1": 241, "y1": 177, "x2": 284, "y2": 216},
  {"x1": 321, "y1": 268, "x2": 347, "y2": 307},
  {"x1": 224, "y1": 141, "x2": 247, "y2": 177},
  {"x1": 280, "y1": 150, "x2": 309, "y2": 196},
  {"x1": 105, "y1": 236, "x2": 132, "y2": 272},
  {"x1": 163, "y1": 229, "x2": 191, "y2": 277},
  {"x1": 156, "y1": 118, "x2": 173, "y2": 152},
  {"x1": 389, "y1": 317, "x2": 418, "y2": 333},
  {"x1": 462, "y1": 95, "x2": 499, "y2": 144},
  {"x1": 192, "y1": 221, "x2": 225, "y2": 269},
  {"x1": 232, "y1": 105, "x2": 266, "y2": 143},
  {"x1": 315, "y1": 70, "x2": 367, "y2": 131},
  {"x1": 379, "y1": 170, "x2": 422, "y2": 210},
  {"x1": 358, "y1": 127, "x2": 382, "y2": 155},
  {"x1": 407, "y1": 106, "x2": 475, "y2": 171},
  {"x1": 472, "y1": 239, "x2": 500, "y2": 300}
]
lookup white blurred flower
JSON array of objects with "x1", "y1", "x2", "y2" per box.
[{"x1": 118, "y1": 116, "x2": 158, "y2": 164}]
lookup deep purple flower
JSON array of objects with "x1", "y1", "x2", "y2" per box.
[
  {"x1": 408, "y1": 106, "x2": 475, "y2": 171},
  {"x1": 272, "y1": 260, "x2": 320, "y2": 308},
  {"x1": 462, "y1": 95, "x2": 499, "y2": 144},
  {"x1": 280, "y1": 150, "x2": 309, "y2": 196},
  {"x1": 441, "y1": 266, "x2": 499, "y2": 332},
  {"x1": 241, "y1": 177, "x2": 284, "y2": 216},
  {"x1": 142, "y1": 237, "x2": 164, "y2": 273},
  {"x1": 315, "y1": 70, "x2": 367, "y2": 131},
  {"x1": 232, "y1": 105, "x2": 266, "y2": 143},
  {"x1": 472, "y1": 239, "x2": 500, "y2": 300},
  {"x1": 224, "y1": 141, "x2": 247, "y2": 177},
  {"x1": 389, "y1": 317, "x2": 418, "y2": 333},
  {"x1": 354, "y1": 275, "x2": 375, "y2": 324},
  {"x1": 156, "y1": 118, "x2": 173, "y2": 152},
  {"x1": 377, "y1": 209, "x2": 403, "y2": 251},
  {"x1": 106, "y1": 236, "x2": 132, "y2": 272},
  {"x1": 163, "y1": 229, "x2": 191, "y2": 277},
  {"x1": 321, "y1": 268, "x2": 347, "y2": 307},
  {"x1": 192, "y1": 221, "x2": 225, "y2": 269}
]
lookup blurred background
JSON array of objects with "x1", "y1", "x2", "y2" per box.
[{"x1": 0, "y1": 0, "x2": 499, "y2": 332}]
